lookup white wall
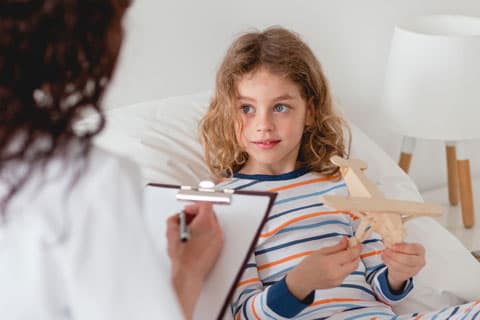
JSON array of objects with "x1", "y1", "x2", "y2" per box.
[{"x1": 104, "y1": 0, "x2": 480, "y2": 192}]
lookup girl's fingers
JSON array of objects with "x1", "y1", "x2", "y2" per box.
[
  {"x1": 382, "y1": 253, "x2": 418, "y2": 275},
  {"x1": 383, "y1": 249, "x2": 422, "y2": 268},
  {"x1": 340, "y1": 257, "x2": 360, "y2": 274},
  {"x1": 334, "y1": 246, "x2": 362, "y2": 265},
  {"x1": 390, "y1": 242, "x2": 425, "y2": 255}
]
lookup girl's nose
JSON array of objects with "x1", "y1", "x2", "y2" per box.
[{"x1": 256, "y1": 111, "x2": 274, "y2": 132}]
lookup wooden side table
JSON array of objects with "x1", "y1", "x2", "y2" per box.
[{"x1": 398, "y1": 137, "x2": 475, "y2": 228}]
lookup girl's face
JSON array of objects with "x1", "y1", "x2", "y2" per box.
[{"x1": 235, "y1": 68, "x2": 312, "y2": 175}]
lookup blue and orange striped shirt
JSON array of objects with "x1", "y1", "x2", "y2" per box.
[{"x1": 219, "y1": 168, "x2": 413, "y2": 319}]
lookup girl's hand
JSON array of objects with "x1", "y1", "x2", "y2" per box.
[
  {"x1": 285, "y1": 237, "x2": 361, "y2": 300},
  {"x1": 166, "y1": 202, "x2": 224, "y2": 320},
  {"x1": 382, "y1": 242, "x2": 426, "y2": 292}
]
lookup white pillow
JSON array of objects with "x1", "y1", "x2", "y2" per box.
[
  {"x1": 94, "y1": 92, "x2": 480, "y2": 314},
  {"x1": 95, "y1": 92, "x2": 212, "y2": 185}
]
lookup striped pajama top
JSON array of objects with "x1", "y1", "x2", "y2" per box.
[{"x1": 218, "y1": 168, "x2": 413, "y2": 319}]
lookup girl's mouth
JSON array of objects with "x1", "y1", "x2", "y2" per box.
[{"x1": 253, "y1": 139, "x2": 281, "y2": 149}]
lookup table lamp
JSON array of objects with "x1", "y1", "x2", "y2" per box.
[{"x1": 383, "y1": 14, "x2": 480, "y2": 228}]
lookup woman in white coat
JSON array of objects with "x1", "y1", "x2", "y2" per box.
[{"x1": 0, "y1": 1, "x2": 222, "y2": 319}]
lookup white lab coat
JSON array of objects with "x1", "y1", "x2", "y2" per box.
[{"x1": 0, "y1": 144, "x2": 182, "y2": 319}]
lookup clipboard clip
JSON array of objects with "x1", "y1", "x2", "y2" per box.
[{"x1": 176, "y1": 180, "x2": 234, "y2": 204}]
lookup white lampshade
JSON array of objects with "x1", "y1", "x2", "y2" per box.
[{"x1": 383, "y1": 15, "x2": 480, "y2": 140}]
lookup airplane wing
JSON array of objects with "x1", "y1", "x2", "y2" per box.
[{"x1": 321, "y1": 195, "x2": 443, "y2": 216}]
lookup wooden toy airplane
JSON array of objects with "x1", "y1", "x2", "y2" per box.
[{"x1": 320, "y1": 156, "x2": 443, "y2": 248}]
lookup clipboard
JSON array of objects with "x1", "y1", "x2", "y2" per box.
[{"x1": 143, "y1": 182, "x2": 277, "y2": 320}]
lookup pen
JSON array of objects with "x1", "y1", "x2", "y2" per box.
[{"x1": 179, "y1": 210, "x2": 190, "y2": 242}]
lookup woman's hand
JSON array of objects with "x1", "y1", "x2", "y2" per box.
[{"x1": 166, "y1": 202, "x2": 224, "y2": 320}]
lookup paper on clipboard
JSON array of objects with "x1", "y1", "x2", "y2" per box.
[{"x1": 144, "y1": 183, "x2": 276, "y2": 320}]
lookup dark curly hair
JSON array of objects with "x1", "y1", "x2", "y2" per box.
[{"x1": 0, "y1": 0, "x2": 130, "y2": 212}]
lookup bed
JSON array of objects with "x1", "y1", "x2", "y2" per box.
[{"x1": 91, "y1": 91, "x2": 480, "y2": 315}]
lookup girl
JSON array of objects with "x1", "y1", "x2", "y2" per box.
[{"x1": 200, "y1": 27, "x2": 479, "y2": 319}]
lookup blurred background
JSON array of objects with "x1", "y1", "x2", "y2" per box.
[{"x1": 103, "y1": 0, "x2": 480, "y2": 193}]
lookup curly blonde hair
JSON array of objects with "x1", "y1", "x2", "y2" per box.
[{"x1": 200, "y1": 26, "x2": 350, "y2": 178}]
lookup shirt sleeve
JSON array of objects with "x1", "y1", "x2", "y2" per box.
[
  {"x1": 60, "y1": 155, "x2": 182, "y2": 320},
  {"x1": 354, "y1": 220, "x2": 413, "y2": 305},
  {"x1": 231, "y1": 254, "x2": 314, "y2": 319}
]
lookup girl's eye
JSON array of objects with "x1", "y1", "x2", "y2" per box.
[
  {"x1": 241, "y1": 105, "x2": 254, "y2": 114},
  {"x1": 274, "y1": 104, "x2": 288, "y2": 112}
]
